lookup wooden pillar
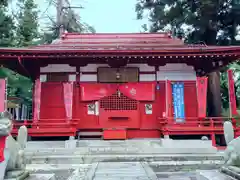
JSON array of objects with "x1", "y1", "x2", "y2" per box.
[
  {"x1": 227, "y1": 69, "x2": 238, "y2": 117},
  {"x1": 76, "y1": 66, "x2": 80, "y2": 119},
  {"x1": 165, "y1": 80, "x2": 173, "y2": 121},
  {"x1": 15, "y1": 107, "x2": 19, "y2": 120},
  {"x1": 21, "y1": 104, "x2": 24, "y2": 120},
  {"x1": 207, "y1": 71, "x2": 222, "y2": 117},
  {"x1": 227, "y1": 69, "x2": 238, "y2": 128},
  {"x1": 0, "y1": 79, "x2": 7, "y2": 162}
]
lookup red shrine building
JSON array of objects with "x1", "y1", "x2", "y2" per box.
[{"x1": 0, "y1": 32, "x2": 240, "y2": 145}]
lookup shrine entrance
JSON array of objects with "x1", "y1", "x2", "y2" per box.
[{"x1": 99, "y1": 89, "x2": 140, "y2": 129}]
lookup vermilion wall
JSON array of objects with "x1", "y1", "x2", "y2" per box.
[
  {"x1": 40, "y1": 82, "x2": 66, "y2": 119},
  {"x1": 39, "y1": 81, "x2": 198, "y2": 132},
  {"x1": 38, "y1": 63, "x2": 199, "y2": 138},
  {"x1": 184, "y1": 81, "x2": 198, "y2": 118},
  {"x1": 139, "y1": 82, "x2": 165, "y2": 129}
]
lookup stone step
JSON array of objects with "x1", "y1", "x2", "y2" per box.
[
  {"x1": 27, "y1": 154, "x2": 224, "y2": 165},
  {"x1": 78, "y1": 132, "x2": 103, "y2": 136},
  {"x1": 23, "y1": 163, "x2": 230, "y2": 179},
  {"x1": 221, "y1": 166, "x2": 240, "y2": 179},
  {"x1": 25, "y1": 147, "x2": 218, "y2": 156},
  {"x1": 92, "y1": 162, "x2": 152, "y2": 180},
  {"x1": 26, "y1": 164, "x2": 91, "y2": 172},
  {"x1": 149, "y1": 161, "x2": 224, "y2": 172},
  {"x1": 25, "y1": 174, "x2": 56, "y2": 180},
  {"x1": 153, "y1": 170, "x2": 234, "y2": 180}
]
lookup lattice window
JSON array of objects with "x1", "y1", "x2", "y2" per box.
[{"x1": 100, "y1": 91, "x2": 138, "y2": 111}]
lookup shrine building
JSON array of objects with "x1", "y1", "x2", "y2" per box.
[{"x1": 0, "y1": 32, "x2": 240, "y2": 146}]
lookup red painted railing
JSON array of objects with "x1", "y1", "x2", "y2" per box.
[
  {"x1": 11, "y1": 119, "x2": 79, "y2": 136},
  {"x1": 10, "y1": 117, "x2": 240, "y2": 139},
  {"x1": 158, "y1": 117, "x2": 240, "y2": 147},
  {"x1": 158, "y1": 117, "x2": 238, "y2": 128},
  {"x1": 12, "y1": 119, "x2": 79, "y2": 127},
  {"x1": 0, "y1": 136, "x2": 6, "y2": 162}
]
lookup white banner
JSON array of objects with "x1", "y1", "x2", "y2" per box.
[
  {"x1": 63, "y1": 82, "x2": 73, "y2": 120},
  {"x1": 33, "y1": 79, "x2": 41, "y2": 121}
]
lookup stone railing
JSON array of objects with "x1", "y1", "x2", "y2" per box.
[{"x1": 221, "y1": 120, "x2": 240, "y2": 179}]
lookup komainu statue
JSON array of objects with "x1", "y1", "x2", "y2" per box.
[
  {"x1": 223, "y1": 121, "x2": 240, "y2": 166},
  {"x1": 0, "y1": 111, "x2": 29, "y2": 180}
]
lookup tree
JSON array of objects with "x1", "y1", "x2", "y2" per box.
[
  {"x1": 0, "y1": 1, "x2": 15, "y2": 47},
  {"x1": 136, "y1": 0, "x2": 240, "y2": 116},
  {"x1": 16, "y1": 0, "x2": 39, "y2": 47},
  {"x1": 136, "y1": 0, "x2": 240, "y2": 45},
  {"x1": 39, "y1": 6, "x2": 96, "y2": 44},
  {"x1": 0, "y1": 68, "x2": 32, "y2": 106},
  {"x1": 0, "y1": 0, "x2": 39, "y2": 113}
]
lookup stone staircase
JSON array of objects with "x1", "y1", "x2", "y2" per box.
[
  {"x1": 24, "y1": 139, "x2": 225, "y2": 172},
  {"x1": 8, "y1": 139, "x2": 231, "y2": 179}
]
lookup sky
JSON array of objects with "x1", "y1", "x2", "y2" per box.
[{"x1": 35, "y1": 0, "x2": 148, "y2": 33}]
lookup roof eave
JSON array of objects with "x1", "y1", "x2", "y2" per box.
[{"x1": 0, "y1": 46, "x2": 239, "y2": 57}]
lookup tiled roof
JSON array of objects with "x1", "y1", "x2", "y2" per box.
[
  {"x1": 29, "y1": 32, "x2": 186, "y2": 50},
  {"x1": 0, "y1": 33, "x2": 239, "y2": 57}
]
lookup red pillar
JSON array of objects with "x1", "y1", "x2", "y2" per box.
[
  {"x1": 227, "y1": 69, "x2": 238, "y2": 128},
  {"x1": 165, "y1": 80, "x2": 173, "y2": 121},
  {"x1": 0, "y1": 79, "x2": 7, "y2": 162},
  {"x1": 227, "y1": 69, "x2": 238, "y2": 117},
  {"x1": 196, "y1": 77, "x2": 208, "y2": 118}
]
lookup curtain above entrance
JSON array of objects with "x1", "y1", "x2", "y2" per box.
[
  {"x1": 80, "y1": 84, "x2": 117, "y2": 101},
  {"x1": 80, "y1": 83, "x2": 155, "y2": 101},
  {"x1": 118, "y1": 83, "x2": 155, "y2": 101}
]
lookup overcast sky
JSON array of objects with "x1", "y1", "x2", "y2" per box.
[{"x1": 34, "y1": 0, "x2": 148, "y2": 33}]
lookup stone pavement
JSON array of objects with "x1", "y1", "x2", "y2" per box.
[
  {"x1": 24, "y1": 162, "x2": 236, "y2": 180},
  {"x1": 92, "y1": 162, "x2": 155, "y2": 180}
]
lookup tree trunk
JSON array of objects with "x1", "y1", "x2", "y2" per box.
[
  {"x1": 204, "y1": 27, "x2": 222, "y2": 117},
  {"x1": 207, "y1": 71, "x2": 222, "y2": 117}
]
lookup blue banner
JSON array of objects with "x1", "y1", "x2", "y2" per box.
[{"x1": 172, "y1": 82, "x2": 185, "y2": 122}]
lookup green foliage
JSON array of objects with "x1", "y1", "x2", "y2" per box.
[
  {"x1": 0, "y1": 0, "x2": 37, "y2": 111},
  {"x1": 136, "y1": 0, "x2": 240, "y2": 45},
  {"x1": 0, "y1": 0, "x2": 96, "y2": 117},
  {"x1": 16, "y1": 0, "x2": 39, "y2": 47},
  {"x1": 0, "y1": 5, "x2": 15, "y2": 47},
  {"x1": 220, "y1": 67, "x2": 240, "y2": 110},
  {"x1": 136, "y1": 0, "x2": 240, "y2": 114},
  {"x1": 0, "y1": 67, "x2": 32, "y2": 105}
]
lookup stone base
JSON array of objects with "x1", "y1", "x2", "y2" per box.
[
  {"x1": 161, "y1": 139, "x2": 215, "y2": 148},
  {"x1": 4, "y1": 170, "x2": 29, "y2": 180},
  {"x1": 65, "y1": 140, "x2": 77, "y2": 149}
]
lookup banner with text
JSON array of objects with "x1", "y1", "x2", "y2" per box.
[
  {"x1": 33, "y1": 79, "x2": 41, "y2": 121},
  {"x1": 63, "y1": 82, "x2": 74, "y2": 120},
  {"x1": 227, "y1": 70, "x2": 238, "y2": 116},
  {"x1": 196, "y1": 77, "x2": 208, "y2": 118},
  {"x1": 172, "y1": 82, "x2": 185, "y2": 122}
]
